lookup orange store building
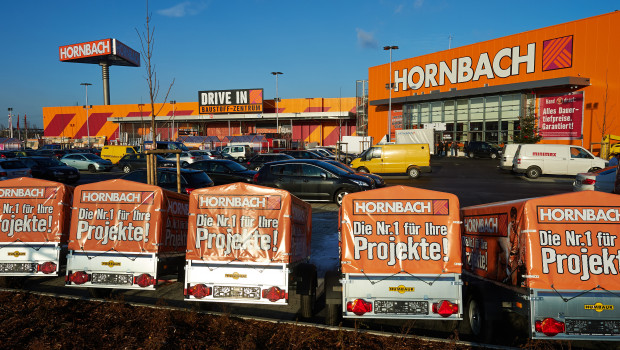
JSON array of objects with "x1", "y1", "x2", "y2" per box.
[
  {"x1": 42, "y1": 97, "x2": 357, "y2": 147},
  {"x1": 367, "y1": 11, "x2": 620, "y2": 154}
]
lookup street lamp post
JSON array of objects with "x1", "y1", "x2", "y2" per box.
[
  {"x1": 271, "y1": 72, "x2": 283, "y2": 134},
  {"x1": 170, "y1": 100, "x2": 176, "y2": 141},
  {"x1": 81, "y1": 83, "x2": 92, "y2": 148},
  {"x1": 7, "y1": 108, "x2": 12, "y2": 139},
  {"x1": 383, "y1": 45, "x2": 398, "y2": 142}
]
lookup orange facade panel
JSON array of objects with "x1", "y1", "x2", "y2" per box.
[{"x1": 368, "y1": 11, "x2": 620, "y2": 149}]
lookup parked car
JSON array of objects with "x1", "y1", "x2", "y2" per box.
[
  {"x1": 0, "y1": 151, "x2": 17, "y2": 159},
  {"x1": 60, "y1": 153, "x2": 113, "y2": 173},
  {"x1": 221, "y1": 145, "x2": 252, "y2": 162},
  {"x1": 13, "y1": 150, "x2": 39, "y2": 157},
  {"x1": 310, "y1": 146, "x2": 356, "y2": 163},
  {"x1": 18, "y1": 156, "x2": 80, "y2": 184},
  {"x1": 573, "y1": 166, "x2": 617, "y2": 193},
  {"x1": 100, "y1": 145, "x2": 140, "y2": 164},
  {"x1": 466, "y1": 141, "x2": 501, "y2": 159},
  {"x1": 117, "y1": 154, "x2": 176, "y2": 173},
  {"x1": 164, "y1": 151, "x2": 205, "y2": 167},
  {"x1": 324, "y1": 159, "x2": 386, "y2": 188},
  {"x1": 245, "y1": 153, "x2": 295, "y2": 171},
  {"x1": 0, "y1": 159, "x2": 32, "y2": 180},
  {"x1": 281, "y1": 150, "x2": 328, "y2": 160},
  {"x1": 120, "y1": 168, "x2": 214, "y2": 194},
  {"x1": 186, "y1": 159, "x2": 257, "y2": 185},
  {"x1": 35, "y1": 149, "x2": 68, "y2": 160},
  {"x1": 499, "y1": 143, "x2": 522, "y2": 171},
  {"x1": 253, "y1": 159, "x2": 373, "y2": 206},
  {"x1": 191, "y1": 150, "x2": 222, "y2": 159}
]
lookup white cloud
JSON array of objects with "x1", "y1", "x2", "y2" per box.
[
  {"x1": 413, "y1": 0, "x2": 423, "y2": 9},
  {"x1": 356, "y1": 28, "x2": 378, "y2": 49},
  {"x1": 157, "y1": 1, "x2": 207, "y2": 18}
]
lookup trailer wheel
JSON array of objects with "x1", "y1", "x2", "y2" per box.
[
  {"x1": 465, "y1": 295, "x2": 493, "y2": 343},
  {"x1": 326, "y1": 304, "x2": 340, "y2": 326},
  {"x1": 300, "y1": 270, "x2": 317, "y2": 318}
]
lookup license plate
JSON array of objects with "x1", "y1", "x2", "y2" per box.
[
  {"x1": 213, "y1": 285, "x2": 261, "y2": 299},
  {"x1": 374, "y1": 300, "x2": 428, "y2": 315},
  {"x1": 0, "y1": 262, "x2": 37, "y2": 273},
  {"x1": 565, "y1": 319, "x2": 620, "y2": 335},
  {"x1": 90, "y1": 273, "x2": 132, "y2": 285}
]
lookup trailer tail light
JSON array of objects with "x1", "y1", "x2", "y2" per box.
[
  {"x1": 68, "y1": 271, "x2": 90, "y2": 285},
  {"x1": 134, "y1": 274, "x2": 156, "y2": 288},
  {"x1": 38, "y1": 262, "x2": 57, "y2": 274},
  {"x1": 432, "y1": 300, "x2": 459, "y2": 317},
  {"x1": 582, "y1": 178, "x2": 596, "y2": 185},
  {"x1": 262, "y1": 286, "x2": 287, "y2": 302},
  {"x1": 188, "y1": 284, "x2": 211, "y2": 299},
  {"x1": 347, "y1": 299, "x2": 373, "y2": 316},
  {"x1": 535, "y1": 318, "x2": 565, "y2": 337}
]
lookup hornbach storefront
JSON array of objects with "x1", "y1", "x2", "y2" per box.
[{"x1": 367, "y1": 11, "x2": 620, "y2": 153}]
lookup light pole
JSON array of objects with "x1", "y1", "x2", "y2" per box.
[
  {"x1": 170, "y1": 100, "x2": 176, "y2": 141},
  {"x1": 271, "y1": 72, "x2": 283, "y2": 134},
  {"x1": 383, "y1": 45, "x2": 398, "y2": 142},
  {"x1": 81, "y1": 83, "x2": 92, "y2": 148},
  {"x1": 7, "y1": 108, "x2": 12, "y2": 139}
]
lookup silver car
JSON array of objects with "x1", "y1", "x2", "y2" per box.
[
  {"x1": 165, "y1": 151, "x2": 205, "y2": 167},
  {"x1": 0, "y1": 159, "x2": 32, "y2": 180},
  {"x1": 60, "y1": 153, "x2": 113, "y2": 173}
]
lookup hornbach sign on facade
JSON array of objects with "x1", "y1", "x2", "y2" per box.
[{"x1": 198, "y1": 89, "x2": 264, "y2": 114}]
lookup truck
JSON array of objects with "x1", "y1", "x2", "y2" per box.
[
  {"x1": 0, "y1": 177, "x2": 73, "y2": 283},
  {"x1": 65, "y1": 179, "x2": 189, "y2": 296},
  {"x1": 184, "y1": 182, "x2": 317, "y2": 317},
  {"x1": 324, "y1": 185, "x2": 463, "y2": 325},
  {"x1": 460, "y1": 191, "x2": 620, "y2": 341}
]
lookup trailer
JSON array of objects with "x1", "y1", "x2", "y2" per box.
[
  {"x1": 461, "y1": 191, "x2": 620, "y2": 341},
  {"x1": 325, "y1": 185, "x2": 462, "y2": 325},
  {"x1": 65, "y1": 179, "x2": 189, "y2": 294},
  {"x1": 0, "y1": 178, "x2": 73, "y2": 280},
  {"x1": 184, "y1": 183, "x2": 316, "y2": 317}
]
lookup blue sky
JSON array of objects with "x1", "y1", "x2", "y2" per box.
[{"x1": 1, "y1": 1, "x2": 616, "y2": 129}]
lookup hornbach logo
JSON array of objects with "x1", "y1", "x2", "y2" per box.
[
  {"x1": 225, "y1": 272, "x2": 247, "y2": 280},
  {"x1": 584, "y1": 303, "x2": 614, "y2": 312},
  {"x1": 7, "y1": 251, "x2": 25, "y2": 258},
  {"x1": 389, "y1": 285, "x2": 415, "y2": 294},
  {"x1": 101, "y1": 260, "x2": 121, "y2": 268}
]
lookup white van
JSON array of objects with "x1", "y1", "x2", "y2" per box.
[
  {"x1": 499, "y1": 143, "x2": 521, "y2": 171},
  {"x1": 513, "y1": 144, "x2": 605, "y2": 178},
  {"x1": 221, "y1": 144, "x2": 252, "y2": 161}
]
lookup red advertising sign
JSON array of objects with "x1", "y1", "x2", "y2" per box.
[{"x1": 538, "y1": 92, "x2": 584, "y2": 139}]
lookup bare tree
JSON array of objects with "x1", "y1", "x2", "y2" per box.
[{"x1": 136, "y1": 0, "x2": 175, "y2": 145}]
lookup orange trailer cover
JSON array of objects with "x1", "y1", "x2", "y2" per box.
[
  {"x1": 461, "y1": 191, "x2": 620, "y2": 290},
  {"x1": 341, "y1": 186, "x2": 461, "y2": 275},
  {"x1": 186, "y1": 183, "x2": 312, "y2": 263},
  {"x1": 68, "y1": 179, "x2": 189, "y2": 253},
  {"x1": 0, "y1": 178, "x2": 73, "y2": 244}
]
